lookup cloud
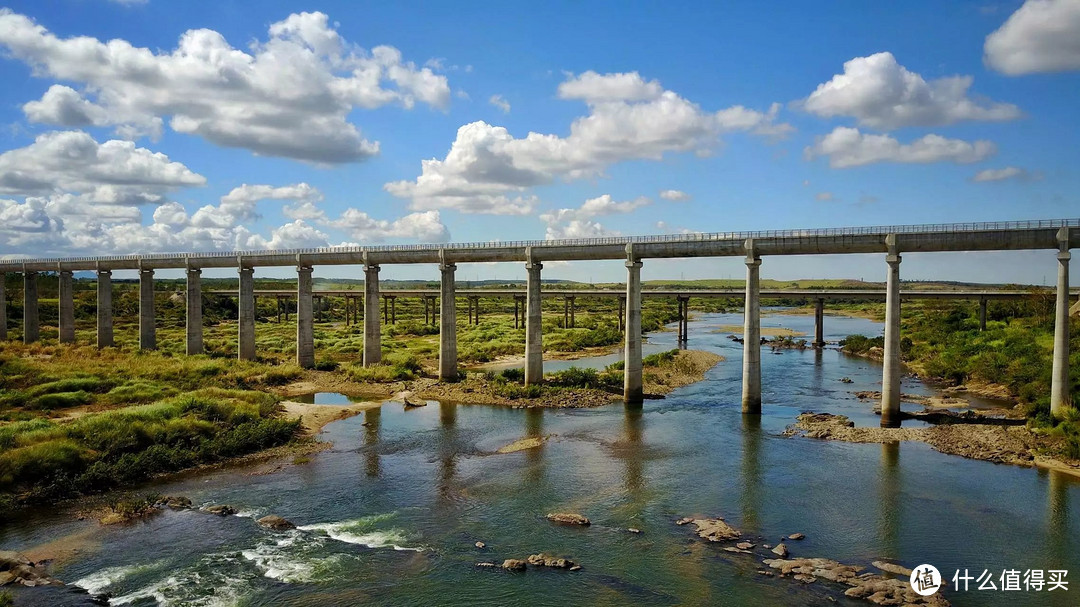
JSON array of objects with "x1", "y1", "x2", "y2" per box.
[
  {"x1": 805, "y1": 127, "x2": 996, "y2": 168},
  {"x1": 386, "y1": 71, "x2": 791, "y2": 214},
  {"x1": 557, "y1": 70, "x2": 664, "y2": 103},
  {"x1": 801, "y1": 52, "x2": 1021, "y2": 129},
  {"x1": 985, "y1": 0, "x2": 1080, "y2": 74},
  {"x1": 540, "y1": 193, "x2": 649, "y2": 240},
  {"x1": 0, "y1": 9, "x2": 450, "y2": 163},
  {"x1": 815, "y1": 191, "x2": 835, "y2": 201},
  {"x1": 659, "y1": 189, "x2": 691, "y2": 201},
  {"x1": 329, "y1": 209, "x2": 449, "y2": 242},
  {"x1": 0, "y1": 130, "x2": 205, "y2": 201},
  {"x1": 971, "y1": 166, "x2": 1042, "y2": 182},
  {"x1": 489, "y1": 94, "x2": 510, "y2": 113}
]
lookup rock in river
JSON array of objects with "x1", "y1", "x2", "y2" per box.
[
  {"x1": 527, "y1": 553, "x2": 578, "y2": 569},
  {"x1": 546, "y1": 512, "x2": 590, "y2": 526},
  {"x1": 257, "y1": 515, "x2": 296, "y2": 530},
  {"x1": 203, "y1": 504, "x2": 237, "y2": 516},
  {"x1": 502, "y1": 559, "x2": 527, "y2": 572},
  {"x1": 687, "y1": 518, "x2": 741, "y2": 542},
  {"x1": 0, "y1": 550, "x2": 63, "y2": 587},
  {"x1": 771, "y1": 543, "x2": 790, "y2": 557},
  {"x1": 788, "y1": 532, "x2": 805, "y2": 540}
]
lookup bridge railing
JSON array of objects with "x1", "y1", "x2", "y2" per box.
[{"x1": 9, "y1": 218, "x2": 1079, "y2": 266}]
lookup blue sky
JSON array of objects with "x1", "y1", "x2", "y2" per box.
[{"x1": 0, "y1": 0, "x2": 1077, "y2": 284}]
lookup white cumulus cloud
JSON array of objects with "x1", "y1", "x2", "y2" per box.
[
  {"x1": 386, "y1": 71, "x2": 791, "y2": 214},
  {"x1": 805, "y1": 127, "x2": 997, "y2": 168},
  {"x1": 985, "y1": 0, "x2": 1080, "y2": 74},
  {"x1": 489, "y1": 94, "x2": 511, "y2": 113},
  {"x1": 971, "y1": 166, "x2": 1041, "y2": 182},
  {"x1": 0, "y1": 9, "x2": 450, "y2": 163},
  {"x1": 801, "y1": 52, "x2": 1021, "y2": 129},
  {"x1": 540, "y1": 194, "x2": 649, "y2": 240}
]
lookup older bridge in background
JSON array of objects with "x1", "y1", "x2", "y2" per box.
[{"x1": 1, "y1": 218, "x2": 1077, "y2": 427}]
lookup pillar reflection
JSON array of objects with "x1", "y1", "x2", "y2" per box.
[
  {"x1": 740, "y1": 414, "x2": 762, "y2": 531},
  {"x1": 363, "y1": 407, "x2": 381, "y2": 478},
  {"x1": 878, "y1": 441, "x2": 900, "y2": 558},
  {"x1": 438, "y1": 402, "x2": 458, "y2": 492},
  {"x1": 523, "y1": 408, "x2": 545, "y2": 485},
  {"x1": 622, "y1": 403, "x2": 645, "y2": 494},
  {"x1": 1047, "y1": 469, "x2": 1071, "y2": 568}
]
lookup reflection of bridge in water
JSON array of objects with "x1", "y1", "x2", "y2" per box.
[{"x1": 2, "y1": 218, "x2": 1077, "y2": 427}]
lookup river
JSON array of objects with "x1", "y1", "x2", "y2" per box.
[{"x1": 2, "y1": 311, "x2": 1077, "y2": 606}]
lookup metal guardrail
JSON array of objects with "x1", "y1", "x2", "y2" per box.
[{"x1": 6, "y1": 218, "x2": 1078, "y2": 266}]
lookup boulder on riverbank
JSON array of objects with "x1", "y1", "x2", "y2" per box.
[
  {"x1": 546, "y1": 512, "x2": 590, "y2": 526},
  {"x1": 0, "y1": 550, "x2": 63, "y2": 587},
  {"x1": 257, "y1": 515, "x2": 296, "y2": 530}
]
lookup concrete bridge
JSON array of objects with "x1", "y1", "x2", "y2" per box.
[{"x1": 1, "y1": 218, "x2": 1076, "y2": 427}]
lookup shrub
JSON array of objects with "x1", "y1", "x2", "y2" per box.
[
  {"x1": 313, "y1": 360, "x2": 340, "y2": 372},
  {"x1": 28, "y1": 390, "x2": 93, "y2": 410},
  {"x1": 104, "y1": 381, "x2": 177, "y2": 405},
  {"x1": 263, "y1": 365, "x2": 303, "y2": 386},
  {"x1": 500, "y1": 368, "x2": 525, "y2": 382}
]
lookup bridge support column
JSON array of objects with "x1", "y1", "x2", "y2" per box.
[
  {"x1": 618, "y1": 296, "x2": 625, "y2": 332},
  {"x1": 139, "y1": 268, "x2": 155, "y2": 351},
  {"x1": 742, "y1": 249, "x2": 761, "y2": 414},
  {"x1": 238, "y1": 266, "x2": 256, "y2": 361},
  {"x1": 364, "y1": 264, "x2": 382, "y2": 366},
  {"x1": 978, "y1": 297, "x2": 987, "y2": 331},
  {"x1": 624, "y1": 258, "x2": 644, "y2": 404},
  {"x1": 814, "y1": 298, "x2": 825, "y2": 348},
  {"x1": 569, "y1": 296, "x2": 575, "y2": 328},
  {"x1": 97, "y1": 270, "x2": 113, "y2": 348},
  {"x1": 563, "y1": 297, "x2": 569, "y2": 328},
  {"x1": 880, "y1": 238, "x2": 902, "y2": 428},
  {"x1": 391, "y1": 297, "x2": 396, "y2": 324},
  {"x1": 184, "y1": 268, "x2": 202, "y2": 355},
  {"x1": 0, "y1": 273, "x2": 6, "y2": 341},
  {"x1": 23, "y1": 271, "x2": 38, "y2": 343},
  {"x1": 58, "y1": 269, "x2": 75, "y2": 344},
  {"x1": 525, "y1": 259, "x2": 543, "y2": 386},
  {"x1": 677, "y1": 295, "x2": 689, "y2": 344},
  {"x1": 440, "y1": 262, "x2": 457, "y2": 381},
  {"x1": 296, "y1": 265, "x2": 315, "y2": 368},
  {"x1": 1050, "y1": 228, "x2": 1071, "y2": 417}
]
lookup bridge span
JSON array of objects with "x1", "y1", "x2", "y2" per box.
[{"x1": 1, "y1": 218, "x2": 1076, "y2": 427}]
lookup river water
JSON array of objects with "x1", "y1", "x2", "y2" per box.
[{"x1": 2, "y1": 311, "x2": 1077, "y2": 606}]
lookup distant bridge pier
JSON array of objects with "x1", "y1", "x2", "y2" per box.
[
  {"x1": 296, "y1": 264, "x2": 315, "y2": 368},
  {"x1": 1051, "y1": 228, "x2": 1071, "y2": 417},
  {"x1": 23, "y1": 271, "x2": 38, "y2": 344},
  {"x1": 439, "y1": 261, "x2": 457, "y2": 380},
  {"x1": 563, "y1": 296, "x2": 576, "y2": 329},
  {"x1": 468, "y1": 296, "x2": 480, "y2": 325},
  {"x1": 525, "y1": 256, "x2": 543, "y2": 386},
  {"x1": 814, "y1": 298, "x2": 825, "y2": 348},
  {"x1": 978, "y1": 297, "x2": 987, "y2": 331},
  {"x1": 742, "y1": 243, "x2": 761, "y2": 414},
  {"x1": 363, "y1": 263, "x2": 381, "y2": 366},
  {"x1": 513, "y1": 295, "x2": 524, "y2": 329},
  {"x1": 139, "y1": 267, "x2": 155, "y2": 350},
  {"x1": 676, "y1": 295, "x2": 689, "y2": 344},
  {"x1": 58, "y1": 269, "x2": 75, "y2": 344},
  {"x1": 624, "y1": 254, "x2": 644, "y2": 404},
  {"x1": 97, "y1": 269, "x2": 113, "y2": 348},
  {"x1": 238, "y1": 266, "x2": 256, "y2": 361},
  {"x1": 880, "y1": 235, "x2": 902, "y2": 428},
  {"x1": 618, "y1": 296, "x2": 626, "y2": 332}
]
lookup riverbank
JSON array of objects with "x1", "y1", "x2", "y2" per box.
[
  {"x1": 278, "y1": 349, "x2": 724, "y2": 409},
  {"x1": 786, "y1": 412, "x2": 1080, "y2": 479}
]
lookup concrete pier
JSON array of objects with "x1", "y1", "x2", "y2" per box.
[
  {"x1": 880, "y1": 237, "x2": 903, "y2": 428},
  {"x1": 139, "y1": 268, "x2": 156, "y2": 350},
  {"x1": 186, "y1": 268, "x2": 203, "y2": 355},
  {"x1": 1050, "y1": 228, "x2": 1071, "y2": 416},
  {"x1": 238, "y1": 266, "x2": 256, "y2": 361},
  {"x1": 23, "y1": 271, "x2": 39, "y2": 344},
  {"x1": 58, "y1": 270, "x2": 75, "y2": 344},
  {"x1": 525, "y1": 259, "x2": 543, "y2": 386},
  {"x1": 364, "y1": 264, "x2": 382, "y2": 366},
  {"x1": 676, "y1": 295, "x2": 689, "y2": 343},
  {"x1": 97, "y1": 270, "x2": 113, "y2": 348},
  {"x1": 978, "y1": 297, "x2": 987, "y2": 331},
  {"x1": 0, "y1": 274, "x2": 6, "y2": 340},
  {"x1": 742, "y1": 248, "x2": 761, "y2": 414},
  {"x1": 440, "y1": 262, "x2": 457, "y2": 380},
  {"x1": 814, "y1": 298, "x2": 825, "y2": 347},
  {"x1": 296, "y1": 265, "x2": 315, "y2": 368},
  {"x1": 624, "y1": 258, "x2": 644, "y2": 403}
]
